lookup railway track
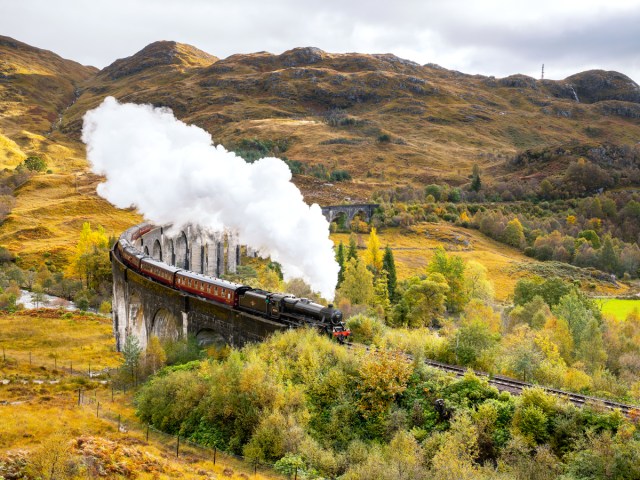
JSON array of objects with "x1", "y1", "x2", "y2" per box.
[{"x1": 344, "y1": 342, "x2": 639, "y2": 416}]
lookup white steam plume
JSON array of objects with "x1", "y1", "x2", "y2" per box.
[{"x1": 82, "y1": 97, "x2": 338, "y2": 300}]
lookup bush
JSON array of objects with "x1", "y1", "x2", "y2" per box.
[
  {"x1": 22, "y1": 156, "x2": 47, "y2": 172},
  {"x1": 330, "y1": 170, "x2": 352, "y2": 182},
  {"x1": 98, "y1": 301, "x2": 111, "y2": 314}
]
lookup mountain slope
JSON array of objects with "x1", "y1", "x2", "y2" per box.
[
  {"x1": 60, "y1": 45, "x2": 640, "y2": 196},
  {"x1": 0, "y1": 36, "x2": 96, "y2": 141}
]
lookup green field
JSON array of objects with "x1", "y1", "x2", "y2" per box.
[{"x1": 600, "y1": 298, "x2": 640, "y2": 320}]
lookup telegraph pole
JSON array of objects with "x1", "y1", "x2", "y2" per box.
[{"x1": 541, "y1": 64, "x2": 545, "y2": 80}]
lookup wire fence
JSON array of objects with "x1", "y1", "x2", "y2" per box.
[
  {"x1": 0, "y1": 346, "x2": 114, "y2": 380},
  {"x1": 77, "y1": 387, "x2": 285, "y2": 478},
  {"x1": 1, "y1": 347, "x2": 286, "y2": 479}
]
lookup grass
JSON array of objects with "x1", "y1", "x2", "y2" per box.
[
  {"x1": 0, "y1": 310, "x2": 120, "y2": 373},
  {"x1": 0, "y1": 309, "x2": 282, "y2": 479},
  {"x1": 599, "y1": 298, "x2": 640, "y2": 321}
]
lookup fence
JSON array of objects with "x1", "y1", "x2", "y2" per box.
[
  {"x1": 1, "y1": 347, "x2": 286, "y2": 479},
  {"x1": 77, "y1": 385, "x2": 286, "y2": 479}
]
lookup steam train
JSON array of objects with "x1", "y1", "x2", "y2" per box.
[{"x1": 114, "y1": 229, "x2": 350, "y2": 341}]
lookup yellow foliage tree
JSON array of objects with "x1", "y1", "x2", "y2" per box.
[
  {"x1": 364, "y1": 227, "x2": 383, "y2": 274},
  {"x1": 69, "y1": 222, "x2": 110, "y2": 289},
  {"x1": 356, "y1": 348, "x2": 412, "y2": 418},
  {"x1": 337, "y1": 258, "x2": 374, "y2": 306},
  {"x1": 143, "y1": 335, "x2": 167, "y2": 376}
]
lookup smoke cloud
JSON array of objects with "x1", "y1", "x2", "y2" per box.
[{"x1": 82, "y1": 96, "x2": 339, "y2": 300}]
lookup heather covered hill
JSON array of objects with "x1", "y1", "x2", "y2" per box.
[{"x1": 57, "y1": 43, "x2": 640, "y2": 193}]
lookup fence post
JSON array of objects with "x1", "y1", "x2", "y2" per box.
[
  {"x1": 295, "y1": 466, "x2": 298, "y2": 480},
  {"x1": 29, "y1": 351, "x2": 32, "y2": 367},
  {"x1": 176, "y1": 435, "x2": 180, "y2": 458},
  {"x1": 2, "y1": 347, "x2": 4, "y2": 362},
  {"x1": 146, "y1": 424, "x2": 149, "y2": 442},
  {"x1": 213, "y1": 446, "x2": 216, "y2": 465},
  {"x1": 77, "y1": 388, "x2": 82, "y2": 406},
  {"x1": 70, "y1": 360, "x2": 73, "y2": 375},
  {"x1": 89, "y1": 362, "x2": 91, "y2": 378},
  {"x1": 54, "y1": 356, "x2": 57, "y2": 370},
  {"x1": 111, "y1": 384, "x2": 114, "y2": 402},
  {"x1": 118, "y1": 414, "x2": 121, "y2": 431},
  {"x1": 96, "y1": 401, "x2": 100, "y2": 418}
]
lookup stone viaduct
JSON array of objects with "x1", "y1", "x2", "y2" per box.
[
  {"x1": 321, "y1": 204, "x2": 379, "y2": 224},
  {"x1": 111, "y1": 224, "x2": 283, "y2": 352},
  {"x1": 135, "y1": 225, "x2": 243, "y2": 278}
]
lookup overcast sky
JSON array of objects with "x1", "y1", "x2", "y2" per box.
[{"x1": 2, "y1": 0, "x2": 639, "y2": 83}]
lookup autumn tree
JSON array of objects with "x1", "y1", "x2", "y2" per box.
[
  {"x1": 69, "y1": 222, "x2": 111, "y2": 290},
  {"x1": 337, "y1": 258, "x2": 374, "y2": 306},
  {"x1": 427, "y1": 247, "x2": 468, "y2": 313},
  {"x1": 142, "y1": 335, "x2": 167, "y2": 377},
  {"x1": 373, "y1": 270, "x2": 391, "y2": 320},
  {"x1": 356, "y1": 348, "x2": 412, "y2": 419},
  {"x1": 392, "y1": 273, "x2": 449, "y2": 328},
  {"x1": 463, "y1": 261, "x2": 494, "y2": 303},
  {"x1": 450, "y1": 310, "x2": 501, "y2": 368},
  {"x1": 553, "y1": 290, "x2": 604, "y2": 369},
  {"x1": 503, "y1": 218, "x2": 525, "y2": 248}
]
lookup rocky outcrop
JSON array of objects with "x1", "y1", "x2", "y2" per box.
[
  {"x1": 100, "y1": 41, "x2": 218, "y2": 80},
  {"x1": 498, "y1": 74, "x2": 538, "y2": 89},
  {"x1": 597, "y1": 100, "x2": 640, "y2": 119}
]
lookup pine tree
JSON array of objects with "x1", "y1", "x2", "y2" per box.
[
  {"x1": 471, "y1": 164, "x2": 481, "y2": 192},
  {"x1": 347, "y1": 234, "x2": 358, "y2": 261},
  {"x1": 336, "y1": 241, "x2": 346, "y2": 287},
  {"x1": 599, "y1": 236, "x2": 619, "y2": 274},
  {"x1": 122, "y1": 334, "x2": 142, "y2": 385},
  {"x1": 382, "y1": 246, "x2": 398, "y2": 302}
]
